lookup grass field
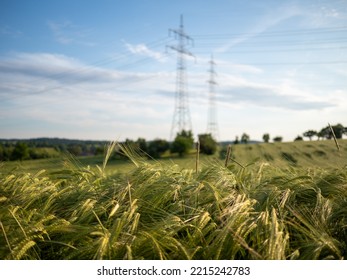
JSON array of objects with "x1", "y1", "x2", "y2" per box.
[{"x1": 0, "y1": 139, "x2": 346, "y2": 260}]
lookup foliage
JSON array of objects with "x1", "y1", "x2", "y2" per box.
[
  {"x1": 241, "y1": 133, "x2": 250, "y2": 144},
  {"x1": 136, "y1": 138, "x2": 148, "y2": 155},
  {"x1": 147, "y1": 139, "x2": 170, "y2": 158},
  {"x1": 67, "y1": 144, "x2": 83, "y2": 156},
  {"x1": 10, "y1": 142, "x2": 30, "y2": 161},
  {"x1": 263, "y1": 133, "x2": 270, "y2": 143},
  {"x1": 319, "y1": 124, "x2": 345, "y2": 140},
  {"x1": 198, "y1": 134, "x2": 217, "y2": 155},
  {"x1": 170, "y1": 130, "x2": 194, "y2": 157},
  {"x1": 0, "y1": 144, "x2": 12, "y2": 161},
  {"x1": 303, "y1": 130, "x2": 317, "y2": 141},
  {"x1": 273, "y1": 136, "x2": 283, "y2": 142},
  {"x1": 294, "y1": 136, "x2": 303, "y2": 141},
  {"x1": 0, "y1": 138, "x2": 109, "y2": 160},
  {"x1": 1, "y1": 144, "x2": 346, "y2": 260}
]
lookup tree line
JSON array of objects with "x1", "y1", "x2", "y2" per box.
[
  {"x1": 1, "y1": 123, "x2": 345, "y2": 161},
  {"x1": 0, "y1": 138, "x2": 107, "y2": 161},
  {"x1": 0, "y1": 131, "x2": 217, "y2": 161},
  {"x1": 260, "y1": 123, "x2": 346, "y2": 143},
  {"x1": 301, "y1": 123, "x2": 346, "y2": 141}
]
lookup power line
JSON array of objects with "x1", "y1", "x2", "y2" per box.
[
  {"x1": 192, "y1": 26, "x2": 347, "y2": 39},
  {"x1": 194, "y1": 38, "x2": 347, "y2": 49},
  {"x1": 234, "y1": 61, "x2": 347, "y2": 66},
  {"x1": 194, "y1": 46, "x2": 347, "y2": 55}
]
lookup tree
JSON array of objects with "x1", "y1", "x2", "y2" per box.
[
  {"x1": 317, "y1": 129, "x2": 327, "y2": 140},
  {"x1": 198, "y1": 133, "x2": 217, "y2": 155},
  {"x1": 67, "y1": 144, "x2": 82, "y2": 156},
  {"x1": 273, "y1": 136, "x2": 283, "y2": 142},
  {"x1": 330, "y1": 124, "x2": 345, "y2": 139},
  {"x1": 0, "y1": 144, "x2": 6, "y2": 161},
  {"x1": 170, "y1": 130, "x2": 194, "y2": 157},
  {"x1": 234, "y1": 136, "x2": 239, "y2": 145},
  {"x1": 319, "y1": 124, "x2": 345, "y2": 140},
  {"x1": 294, "y1": 135, "x2": 303, "y2": 141},
  {"x1": 136, "y1": 138, "x2": 148, "y2": 155},
  {"x1": 241, "y1": 133, "x2": 250, "y2": 144},
  {"x1": 263, "y1": 133, "x2": 270, "y2": 143},
  {"x1": 11, "y1": 142, "x2": 29, "y2": 161},
  {"x1": 303, "y1": 130, "x2": 317, "y2": 141},
  {"x1": 147, "y1": 139, "x2": 169, "y2": 158}
]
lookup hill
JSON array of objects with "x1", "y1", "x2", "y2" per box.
[{"x1": 225, "y1": 139, "x2": 347, "y2": 169}]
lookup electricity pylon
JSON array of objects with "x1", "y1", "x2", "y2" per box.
[
  {"x1": 168, "y1": 15, "x2": 194, "y2": 141},
  {"x1": 206, "y1": 54, "x2": 219, "y2": 141}
]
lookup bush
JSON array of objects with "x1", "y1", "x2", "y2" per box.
[
  {"x1": 11, "y1": 142, "x2": 30, "y2": 161},
  {"x1": 147, "y1": 139, "x2": 170, "y2": 158},
  {"x1": 198, "y1": 133, "x2": 217, "y2": 155},
  {"x1": 171, "y1": 130, "x2": 194, "y2": 157}
]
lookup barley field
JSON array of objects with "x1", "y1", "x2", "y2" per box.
[{"x1": 0, "y1": 141, "x2": 346, "y2": 259}]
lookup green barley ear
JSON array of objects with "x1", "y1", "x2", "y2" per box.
[
  {"x1": 117, "y1": 142, "x2": 145, "y2": 167},
  {"x1": 103, "y1": 141, "x2": 117, "y2": 171}
]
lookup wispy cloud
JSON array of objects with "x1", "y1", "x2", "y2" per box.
[
  {"x1": 302, "y1": 2, "x2": 347, "y2": 27},
  {"x1": 124, "y1": 41, "x2": 167, "y2": 62},
  {"x1": 213, "y1": 71, "x2": 337, "y2": 111},
  {"x1": 219, "y1": 85, "x2": 334, "y2": 111},
  {"x1": 215, "y1": 3, "x2": 302, "y2": 53},
  {"x1": 0, "y1": 25, "x2": 22, "y2": 38},
  {"x1": 47, "y1": 20, "x2": 95, "y2": 46},
  {"x1": 0, "y1": 52, "x2": 175, "y2": 140}
]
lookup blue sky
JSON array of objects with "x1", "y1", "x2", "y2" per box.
[{"x1": 1, "y1": 0, "x2": 346, "y2": 142}]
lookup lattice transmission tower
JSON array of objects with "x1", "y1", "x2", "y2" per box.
[
  {"x1": 168, "y1": 15, "x2": 194, "y2": 140},
  {"x1": 206, "y1": 54, "x2": 219, "y2": 141}
]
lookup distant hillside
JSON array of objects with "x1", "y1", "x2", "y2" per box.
[
  {"x1": 220, "y1": 140, "x2": 262, "y2": 145},
  {"x1": 0, "y1": 137, "x2": 108, "y2": 146},
  {"x1": 226, "y1": 139, "x2": 347, "y2": 169}
]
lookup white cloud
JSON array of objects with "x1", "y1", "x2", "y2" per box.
[
  {"x1": 124, "y1": 42, "x2": 167, "y2": 62},
  {"x1": 0, "y1": 52, "x2": 346, "y2": 141},
  {"x1": 298, "y1": 0, "x2": 347, "y2": 27},
  {"x1": 0, "y1": 52, "x2": 176, "y2": 140}
]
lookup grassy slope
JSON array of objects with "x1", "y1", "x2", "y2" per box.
[{"x1": 229, "y1": 139, "x2": 347, "y2": 169}]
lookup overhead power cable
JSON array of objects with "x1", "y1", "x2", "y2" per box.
[{"x1": 192, "y1": 26, "x2": 347, "y2": 39}]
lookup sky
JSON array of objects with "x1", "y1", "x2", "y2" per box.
[{"x1": 1, "y1": 0, "x2": 346, "y2": 142}]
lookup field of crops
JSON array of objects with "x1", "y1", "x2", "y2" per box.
[
  {"x1": 229, "y1": 140, "x2": 347, "y2": 169},
  {"x1": 0, "y1": 141, "x2": 346, "y2": 259}
]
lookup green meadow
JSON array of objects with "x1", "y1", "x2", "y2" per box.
[{"x1": 0, "y1": 140, "x2": 346, "y2": 259}]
